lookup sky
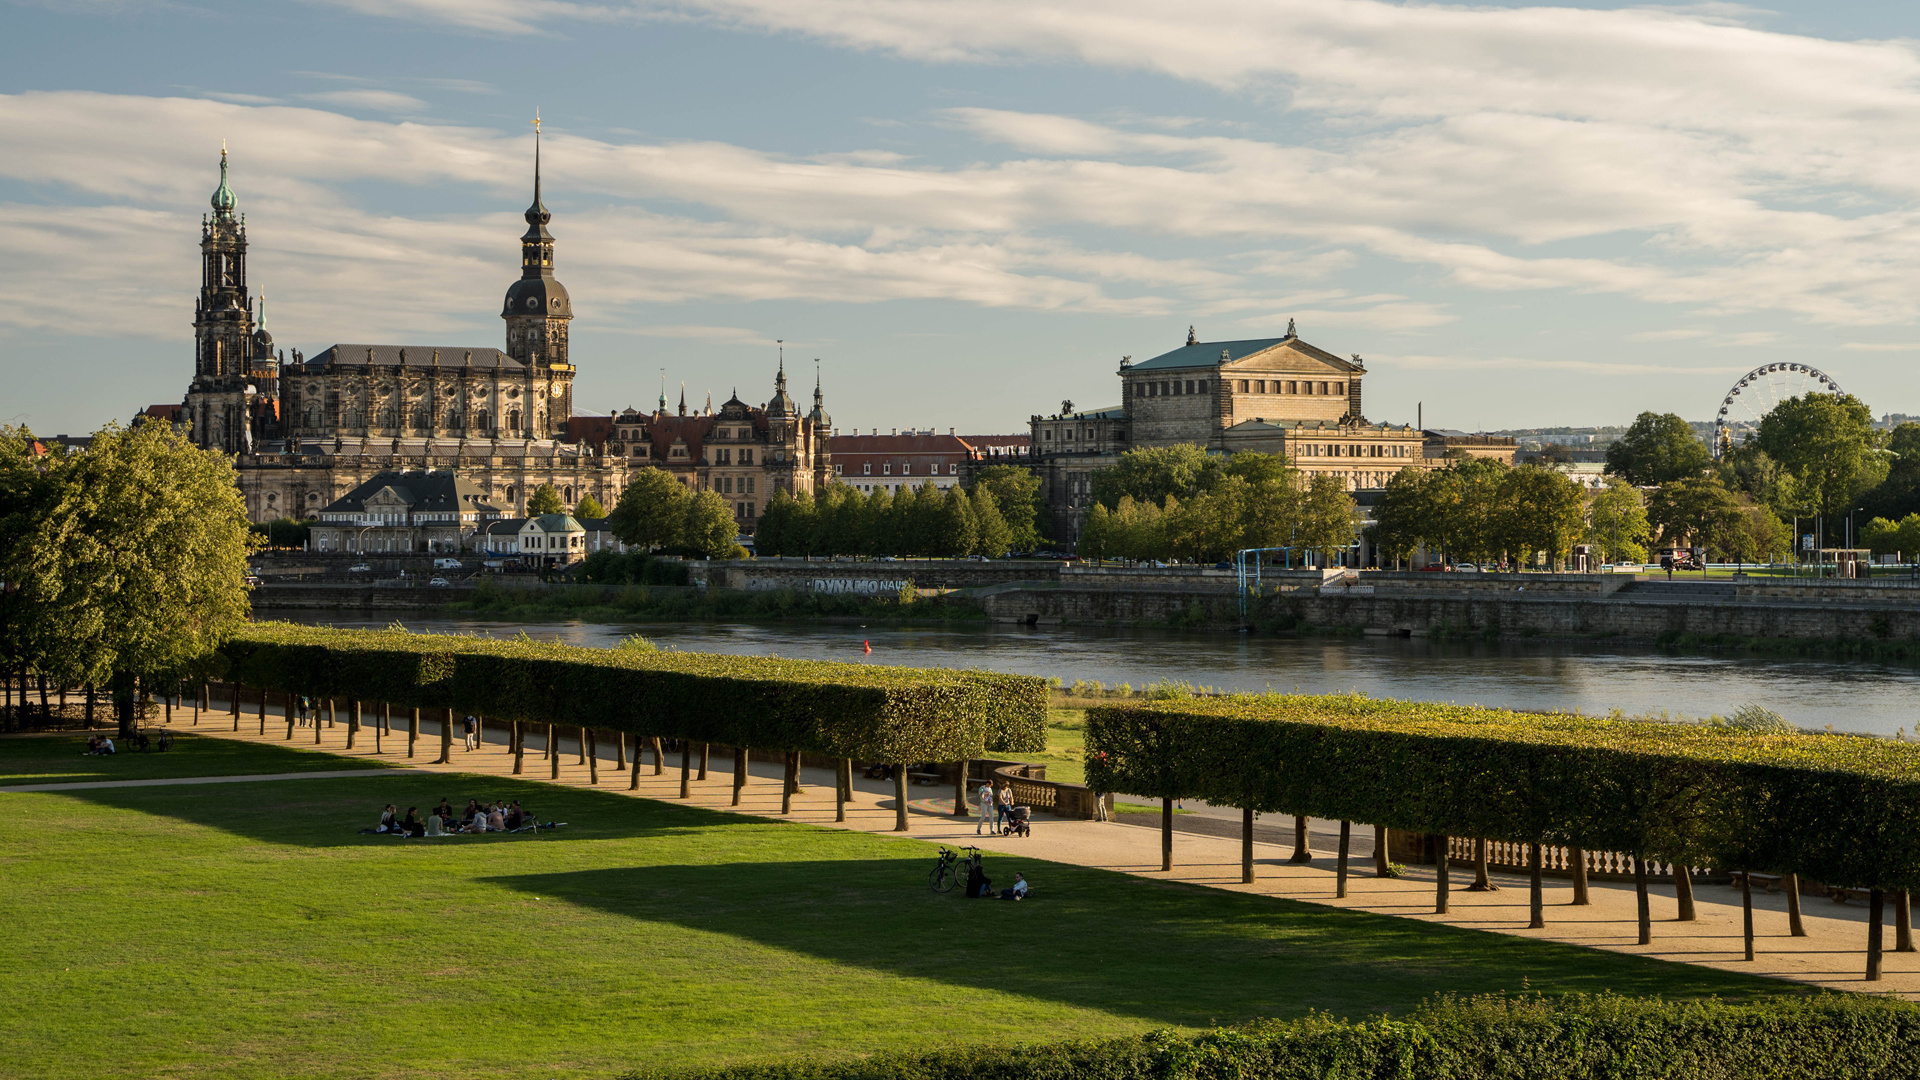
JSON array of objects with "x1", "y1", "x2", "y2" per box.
[{"x1": 4, "y1": 0, "x2": 1920, "y2": 437}]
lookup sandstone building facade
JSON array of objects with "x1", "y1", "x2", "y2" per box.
[
  {"x1": 156, "y1": 138, "x2": 829, "y2": 539},
  {"x1": 1027, "y1": 324, "x2": 1507, "y2": 541}
]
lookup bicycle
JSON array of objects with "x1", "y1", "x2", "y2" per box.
[{"x1": 930, "y1": 846, "x2": 983, "y2": 893}]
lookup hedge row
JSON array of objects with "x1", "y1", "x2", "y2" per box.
[
  {"x1": 220, "y1": 623, "x2": 1047, "y2": 761},
  {"x1": 623, "y1": 993, "x2": 1920, "y2": 1080},
  {"x1": 1083, "y1": 693, "x2": 1920, "y2": 891}
]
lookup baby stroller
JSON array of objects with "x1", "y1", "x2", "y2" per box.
[{"x1": 1003, "y1": 805, "x2": 1031, "y2": 838}]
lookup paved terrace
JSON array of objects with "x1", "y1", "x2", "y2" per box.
[{"x1": 22, "y1": 699, "x2": 1920, "y2": 1000}]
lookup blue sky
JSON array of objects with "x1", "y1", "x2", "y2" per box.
[{"x1": 4, "y1": 0, "x2": 1920, "y2": 436}]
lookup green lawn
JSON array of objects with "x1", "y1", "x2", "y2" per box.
[
  {"x1": 1, "y1": 739, "x2": 1793, "y2": 1080},
  {"x1": 0, "y1": 731, "x2": 396, "y2": 785}
]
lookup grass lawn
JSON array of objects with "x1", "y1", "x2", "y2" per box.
[
  {"x1": 0, "y1": 731, "x2": 396, "y2": 785},
  {"x1": 2, "y1": 740, "x2": 1794, "y2": 1080}
]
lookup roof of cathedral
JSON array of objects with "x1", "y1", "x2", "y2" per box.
[
  {"x1": 305, "y1": 345, "x2": 524, "y2": 370},
  {"x1": 318, "y1": 470, "x2": 500, "y2": 516},
  {"x1": 211, "y1": 147, "x2": 236, "y2": 217}
]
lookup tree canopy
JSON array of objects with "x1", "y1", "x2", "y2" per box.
[
  {"x1": 968, "y1": 465, "x2": 1045, "y2": 549},
  {"x1": 527, "y1": 482, "x2": 566, "y2": 515},
  {"x1": 607, "y1": 468, "x2": 690, "y2": 552},
  {"x1": 1605, "y1": 412, "x2": 1709, "y2": 485},
  {"x1": 575, "y1": 492, "x2": 607, "y2": 520},
  {"x1": 1751, "y1": 393, "x2": 1885, "y2": 537},
  {"x1": 0, "y1": 422, "x2": 255, "y2": 734}
]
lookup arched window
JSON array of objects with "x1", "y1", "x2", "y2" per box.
[
  {"x1": 378, "y1": 408, "x2": 395, "y2": 428},
  {"x1": 506, "y1": 486, "x2": 516, "y2": 503},
  {"x1": 414, "y1": 409, "x2": 431, "y2": 429},
  {"x1": 474, "y1": 409, "x2": 489, "y2": 432},
  {"x1": 305, "y1": 407, "x2": 321, "y2": 430},
  {"x1": 564, "y1": 486, "x2": 573, "y2": 502},
  {"x1": 508, "y1": 408, "x2": 522, "y2": 432},
  {"x1": 446, "y1": 408, "x2": 460, "y2": 429}
]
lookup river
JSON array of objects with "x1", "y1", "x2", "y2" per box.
[{"x1": 258, "y1": 611, "x2": 1920, "y2": 737}]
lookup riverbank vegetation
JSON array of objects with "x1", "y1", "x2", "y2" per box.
[
  {"x1": 752, "y1": 466, "x2": 1046, "y2": 558},
  {"x1": 3, "y1": 742, "x2": 1785, "y2": 1080}
]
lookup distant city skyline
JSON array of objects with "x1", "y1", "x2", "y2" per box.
[{"x1": 4, "y1": 1, "x2": 1920, "y2": 437}]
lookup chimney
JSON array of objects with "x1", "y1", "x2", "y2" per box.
[
  {"x1": 949, "y1": 427, "x2": 955, "y2": 436},
  {"x1": 891, "y1": 428, "x2": 897, "y2": 436}
]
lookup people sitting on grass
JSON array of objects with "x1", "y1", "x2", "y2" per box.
[
  {"x1": 487, "y1": 803, "x2": 507, "y2": 832},
  {"x1": 425, "y1": 810, "x2": 448, "y2": 837},
  {"x1": 377, "y1": 805, "x2": 401, "y2": 833},
  {"x1": 402, "y1": 807, "x2": 425, "y2": 838},
  {"x1": 155, "y1": 731, "x2": 171, "y2": 752},
  {"x1": 433, "y1": 797, "x2": 453, "y2": 821},
  {"x1": 1001, "y1": 872, "x2": 1028, "y2": 901},
  {"x1": 82, "y1": 735, "x2": 116, "y2": 756}
]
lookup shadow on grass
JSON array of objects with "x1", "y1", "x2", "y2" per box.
[
  {"x1": 39, "y1": 773, "x2": 741, "y2": 849},
  {"x1": 0, "y1": 731, "x2": 399, "y2": 785},
  {"x1": 482, "y1": 858, "x2": 1797, "y2": 1026}
]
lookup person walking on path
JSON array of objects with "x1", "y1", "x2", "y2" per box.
[
  {"x1": 462, "y1": 715, "x2": 477, "y2": 751},
  {"x1": 996, "y1": 780, "x2": 1015, "y2": 834},
  {"x1": 976, "y1": 782, "x2": 996, "y2": 836}
]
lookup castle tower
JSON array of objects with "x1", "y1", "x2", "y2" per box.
[{"x1": 186, "y1": 146, "x2": 258, "y2": 452}]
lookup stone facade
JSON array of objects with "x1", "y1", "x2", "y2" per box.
[{"x1": 1024, "y1": 323, "x2": 1510, "y2": 542}]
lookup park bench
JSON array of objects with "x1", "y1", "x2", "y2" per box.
[
  {"x1": 907, "y1": 771, "x2": 944, "y2": 786},
  {"x1": 1726, "y1": 870, "x2": 1784, "y2": 893}
]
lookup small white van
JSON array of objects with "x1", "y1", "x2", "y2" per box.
[{"x1": 433, "y1": 558, "x2": 463, "y2": 570}]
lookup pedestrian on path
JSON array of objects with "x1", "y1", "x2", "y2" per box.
[
  {"x1": 462, "y1": 715, "x2": 477, "y2": 751},
  {"x1": 996, "y1": 780, "x2": 1015, "y2": 833},
  {"x1": 977, "y1": 782, "x2": 996, "y2": 835}
]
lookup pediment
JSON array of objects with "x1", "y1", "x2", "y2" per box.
[{"x1": 1221, "y1": 340, "x2": 1359, "y2": 376}]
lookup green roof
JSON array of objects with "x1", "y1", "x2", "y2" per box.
[{"x1": 1129, "y1": 337, "x2": 1287, "y2": 372}]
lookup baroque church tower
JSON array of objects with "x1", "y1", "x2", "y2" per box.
[
  {"x1": 186, "y1": 147, "x2": 273, "y2": 452},
  {"x1": 501, "y1": 117, "x2": 572, "y2": 374}
]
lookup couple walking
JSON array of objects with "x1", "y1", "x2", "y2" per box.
[{"x1": 974, "y1": 779, "x2": 1016, "y2": 835}]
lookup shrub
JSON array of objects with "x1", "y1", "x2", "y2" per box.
[
  {"x1": 624, "y1": 993, "x2": 1920, "y2": 1080},
  {"x1": 1085, "y1": 692, "x2": 1920, "y2": 891},
  {"x1": 222, "y1": 622, "x2": 1045, "y2": 759}
]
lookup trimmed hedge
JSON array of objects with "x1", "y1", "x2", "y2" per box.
[
  {"x1": 221, "y1": 622, "x2": 1046, "y2": 761},
  {"x1": 622, "y1": 993, "x2": 1920, "y2": 1080},
  {"x1": 1084, "y1": 694, "x2": 1920, "y2": 891}
]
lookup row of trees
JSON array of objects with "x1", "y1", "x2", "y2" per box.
[
  {"x1": 1371, "y1": 457, "x2": 1793, "y2": 567},
  {"x1": 1607, "y1": 395, "x2": 1911, "y2": 552},
  {"x1": 604, "y1": 469, "x2": 746, "y2": 560},
  {"x1": 1, "y1": 423, "x2": 256, "y2": 734},
  {"x1": 752, "y1": 465, "x2": 1044, "y2": 558},
  {"x1": 1075, "y1": 445, "x2": 1359, "y2": 564}
]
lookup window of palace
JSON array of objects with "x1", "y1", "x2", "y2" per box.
[
  {"x1": 739, "y1": 449, "x2": 753, "y2": 464},
  {"x1": 863, "y1": 463, "x2": 872, "y2": 475},
  {"x1": 1065, "y1": 429, "x2": 1074, "y2": 441},
  {"x1": 902, "y1": 462, "x2": 913, "y2": 474},
  {"x1": 949, "y1": 463, "x2": 959, "y2": 475},
  {"x1": 883, "y1": 463, "x2": 891, "y2": 475},
  {"x1": 835, "y1": 463, "x2": 843, "y2": 474}
]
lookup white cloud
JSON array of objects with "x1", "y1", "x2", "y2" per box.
[{"x1": 301, "y1": 89, "x2": 429, "y2": 113}]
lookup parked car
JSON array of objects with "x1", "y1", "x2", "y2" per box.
[
  {"x1": 433, "y1": 558, "x2": 463, "y2": 570},
  {"x1": 1453, "y1": 563, "x2": 1482, "y2": 572},
  {"x1": 348, "y1": 563, "x2": 372, "y2": 573},
  {"x1": 428, "y1": 576, "x2": 452, "y2": 587}
]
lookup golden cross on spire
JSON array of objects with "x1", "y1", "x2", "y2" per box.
[
  {"x1": 532, "y1": 109, "x2": 541, "y2": 136},
  {"x1": 221, "y1": 138, "x2": 228, "y2": 159}
]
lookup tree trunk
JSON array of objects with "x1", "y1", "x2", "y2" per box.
[
  {"x1": 372, "y1": 703, "x2": 381, "y2": 753},
  {"x1": 115, "y1": 679, "x2": 137, "y2": 740},
  {"x1": 385, "y1": 702, "x2": 394, "y2": 736},
  {"x1": 652, "y1": 737, "x2": 664, "y2": 775},
  {"x1": 1161, "y1": 797, "x2": 1174, "y2": 872},
  {"x1": 587, "y1": 728, "x2": 599, "y2": 785},
  {"x1": 285, "y1": 693, "x2": 295, "y2": 740},
  {"x1": 1242, "y1": 807, "x2": 1255, "y2": 884},
  {"x1": 1470, "y1": 838, "x2": 1496, "y2": 891},
  {"x1": 699, "y1": 743, "x2": 709, "y2": 781},
  {"x1": 1375, "y1": 824, "x2": 1390, "y2": 877},
  {"x1": 257, "y1": 687, "x2": 267, "y2": 736},
  {"x1": 1781, "y1": 864, "x2": 1797, "y2": 933},
  {"x1": 1570, "y1": 847, "x2": 1590, "y2": 906},
  {"x1": 86, "y1": 684, "x2": 96, "y2": 730},
  {"x1": 629, "y1": 744, "x2": 642, "y2": 790},
  {"x1": 230, "y1": 682, "x2": 239, "y2": 731},
  {"x1": 1290, "y1": 815, "x2": 1311, "y2": 864},
  {"x1": 954, "y1": 761, "x2": 968, "y2": 816},
  {"x1": 1675, "y1": 864, "x2": 1697, "y2": 922},
  {"x1": 1899, "y1": 892, "x2": 1915, "y2": 953},
  {"x1": 548, "y1": 724, "x2": 559, "y2": 779},
  {"x1": 577, "y1": 725, "x2": 587, "y2": 766},
  {"x1": 409, "y1": 709, "x2": 420, "y2": 759},
  {"x1": 1742, "y1": 871, "x2": 1755, "y2": 961},
  {"x1": 1528, "y1": 842, "x2": 1544, "y2": 929},
  {"x1": 680, "y1": 741, "x2": 692, "y2": 798},
  {"x1": 1336, "y1": 820, "x2": 1351, "y2": 899},
  {"x1": 1634, "y1": 856, "x2": 1651, "y2": 945},
  {"x1": 839, "y1": 758, "x2": 851, "y2": 822},
  {"x1": 733, "y1": 746, "x2": 747, "y2": 806},
  {"x1": 1869, "y1": 889, "x2": 1886, "y2": 982},
  {"x1": 316, "y1": 699, "x2": 326, "y2": 744},
  {"x1": 437, "y1": 708, "x2": 451, "y2": 764},
  {"x1": 781, "y1": 752, "x2": 796, "y2": 814},
  {"x1": 347, "y1": 700, "x2": 360, "y2": 750},
  {"x1": 199, "y1": 682, "x2": 208, "y2": 726},
  {"x1": 893, "y1": 767, "x2": 909, "y2": 831},
  {"x1": 1435, "y1": 834, "x2": 1450, "y2": 914},
  {"x1": 613, "y1": 731, "x2": 626, "y2": 771}
]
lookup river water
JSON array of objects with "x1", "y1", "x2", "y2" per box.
[{"x1": 260, "y1": 610, "x2": 1920, "y2": 736}]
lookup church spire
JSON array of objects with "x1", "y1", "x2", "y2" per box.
[
  {"x1": 524, "y1": 110, "x2": 550, "y2": 235},
  {"x1": 211, "y1": 143, "x2": 237, "y2": 220}
]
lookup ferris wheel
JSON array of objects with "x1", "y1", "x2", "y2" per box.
[{"x1": 1713, "y1": 362, "x2": 1844, "y2": 459}]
